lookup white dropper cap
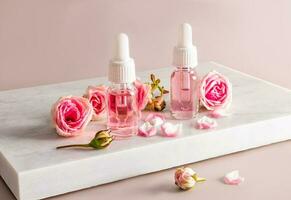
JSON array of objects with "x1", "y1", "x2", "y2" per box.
[
  {"x1": 173, "y1": 23, "x2": 198, "y2": 68},
  {"x1": 108, "y1": 33, "x2": 136, "y2": 83}
]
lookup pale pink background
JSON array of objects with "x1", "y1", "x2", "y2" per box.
[
  {"x1": 1, "y1": 0, "x2": 291, "y2": 90},
  {"x1": 1, "y1": 1, "x2": 291, "y2": 200}
]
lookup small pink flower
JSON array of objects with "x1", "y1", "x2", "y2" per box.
[
  {"x1": 200, "y1": 71, "x2": 232, "y2": 111},
  {"x1": 134, "y1": 79, "x2": 151, "y2": 111},
  {"x1": 224, "y1": 170, "x2": 244, "y2": 185},
  {"x1": 51, "y1": 96, "x2": 93, "y2": 137},
  {"x1": 84, "y1": 85, "x2": 107, "y2": 120},
  {"x1": 160, "y1": 122, "x2": 181, "y2": 137},
  {"x1": 175, "y1": 167, "x2": 196, "y2": 190},
  {"x1": 137, "y1": 122, "x2": 157, "y2": 137},
  {"x1": 195, "y1": 116, "x2": 217, "y2": 129},
  {"x1": 144, "y1": 113, "x2": 165, "y2": 127}
]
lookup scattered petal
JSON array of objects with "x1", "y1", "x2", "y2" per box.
[
  {"x1": 160, "y1": 122, "x2": 181, "y2": 137},
  {"x1": 145, "y1": 113, "x2": 165, "y2": 127},
  {"x1": 195, "y1": 116, "x2": 217, "y2": 129},
  {"x1": 224, "y1": 170, "x2": 244, "y2": 185},
  {"x1": 137, "y1": 122, "x2": 157, "y2": 137}
]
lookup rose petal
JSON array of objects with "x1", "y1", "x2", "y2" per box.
[
  {"x1": 223, "y1": 170, "x2": 244, "y2": 185},
  {"x1": 195, "y1": 116, "x2": 217, "y2": 129},
  {"x1": 137, "y1": 122, "x2": 157, "y2": 137},
  {"x1": 144, "y1": 113, "x2": 165, "y2": 127},
  {"x1": 160, "y1": 122, "x2": 181, "y2": 137}
]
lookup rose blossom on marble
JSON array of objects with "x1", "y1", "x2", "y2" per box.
[
  {"x1": 51, "y1": 96, "x2": 93, "y2": 137},
  {"x1": 224, "y1": 170, "x2": 244, "y2": 185},
  {"x1": 134, "y1": 79, "x2": 151, "y2": 111},
  {"x1": 200, "y1": 71, "x2": 232, "y2": 111},
  {"x1": 84, "y1": 85, "x2": 107, "y2": 120}
]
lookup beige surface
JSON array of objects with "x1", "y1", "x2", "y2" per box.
[
  {"x1": 0, "y1": 141, "x2": 290, "y2": 200},
  {"x1": 1, "y1": 0, "x2": 291, "y2": 90}
]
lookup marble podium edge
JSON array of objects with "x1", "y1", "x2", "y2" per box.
[{"x1": 9, "y1": 115, "x2": 291, "y2": 199}]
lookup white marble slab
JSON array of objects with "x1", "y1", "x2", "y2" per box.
[{"x1": 0, "y1": 62, "x2": 291, "y2": 200}]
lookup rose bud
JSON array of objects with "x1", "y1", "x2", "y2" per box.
[
  {"x1": 175, "y1": 167, "x2": 206, "y2": 190},
  {"x1": 56, "y1": 129, "x2": 113, "y2": 149},
  {"x1": 175, "y1": 167, "x2": 196, "y2": 190},
  {"x1": 89, "y1": 129, "x2": 113, "y2": 149},
  {"x1": 200, "y1": 71, "x2": 232, "y2": 111},
  {"x1": 51, "y1": 96, "x2": 93, "y2": 137},
  {"x1": 145, "y1": 96, "x2": 166, "y2": 111},
  {"x1": 84, "y1": 85, "x2": 107, "y2": 120}
]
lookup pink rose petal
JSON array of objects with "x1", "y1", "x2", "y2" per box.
[
  {"x1": 160, "y1": 122, "x2": 181, "y2": 137},
  {"x1": 223, "y1": 170, "x2": 244, "y2": 185},
  {"x1": 137, "y1": 122, "x2": 157, "y2": 137},
  {"x1": 195, "y1": 116, "x2": 217, "y2": 129},
  {"x1": 144, "y1": 113, "x2": 165, "y2": 127}
]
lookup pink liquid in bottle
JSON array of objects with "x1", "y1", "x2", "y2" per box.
[
  {"x1": 107, "y1": 83, "x2": 138, "y2": 135},
  {"x1": 170, "y1": 67, "x2": 199, "y2": 119}
]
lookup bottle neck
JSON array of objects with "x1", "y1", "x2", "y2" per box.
[
  {"x1": 109, "y1": 82, "x2": 134, "y2": 90},
  {"x1": 175, "y1": 65, "x2": 195, "y2": 70}
]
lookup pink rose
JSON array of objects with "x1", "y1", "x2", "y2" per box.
[
  {"x1": 200, "y1": 71, "x2": 232, "y2": 111},
  {"x1": 84, "y1": 85, "x2": 107, "y2": 120},
  {"x1": 134, "y1": 80, "x2": 151, "y2": 111},
  {"x1": 51, "y1": 96, "x2": 93, "y2": 137}
]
